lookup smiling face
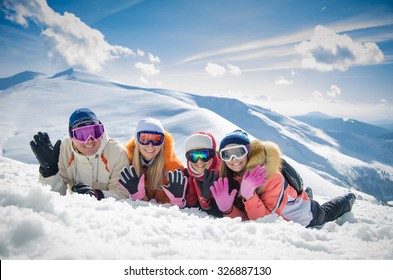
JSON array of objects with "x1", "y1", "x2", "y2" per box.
[
  {"x1": 72, "y1": 137, "x2": 102, "y2": 156},
  {"x1": 138, "y1": 142, "x2": 162, "y2": 161},
  {"x1": 222, "y1": 144, "x2": 248, "y2": 172},
  {"x1": 189, "y1": 158, "x2": 213, "y2": 175}
]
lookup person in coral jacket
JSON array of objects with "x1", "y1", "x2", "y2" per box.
[
  {"x1": 119, "y1": 118, "x2": 186, "y2": 207},
  {"x1": 211, "y1": 129, "x2": 356, "y2": 228},
  {"x1": 183, "y1": 132, "x2": 223, "y2": 217}
]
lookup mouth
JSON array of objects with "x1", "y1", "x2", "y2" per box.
[
  {"x1": 229, "y1": 159, "x2": 245, "y2": 169},
  {"x1": 143, "y1": 148, "x2": 155, "y2": 153},
  {"x1": 83, "y1": 143, "x2": 95, "y2": 149}
]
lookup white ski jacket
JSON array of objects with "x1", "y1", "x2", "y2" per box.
[{"x1": 39, "y1": 132, "x2": 129, "y2": 199}]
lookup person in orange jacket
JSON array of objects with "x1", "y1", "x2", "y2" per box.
[
  {"x1": 183, "y1": 132, "x2": 223, "y2": 217},
  {"x1": 119, "y1": 118, "x2": 186, "y2": 207},
  {"x1": 211, "y1": 129, "x2": 356, "y2": 228}
]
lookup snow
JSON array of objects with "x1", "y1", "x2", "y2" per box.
[{"x1": 1, "y1": 69, "x2": 392, "y2": 278}]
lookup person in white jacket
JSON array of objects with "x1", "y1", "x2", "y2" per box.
[{"x1": 30, "y1": 108, "x2": 129, "y2": 200}]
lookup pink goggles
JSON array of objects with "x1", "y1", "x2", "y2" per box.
[{"x1": 71, "y1": 124, "x2": 104, "y2": 143}]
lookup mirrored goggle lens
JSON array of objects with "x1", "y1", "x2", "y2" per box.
[
  {"x1": 137, "y1": 131, "x2": 165, "y2": 146},
  {"x1": 186, "y1": 149, "x2": 215, "y2": 163},
  {"x1": 72, "y1": 124, "x2": 104, "y2": 142},
  {"x1": 220, "y1": 145, "x2": 248, "y2": 161}
]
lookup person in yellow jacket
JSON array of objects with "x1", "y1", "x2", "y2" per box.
[
  {"x1": 119, "y1": 118, "x2": 186, "y2": 207},
  {"x1": 30, "y1": 108, "x2": 129, "y2": 200}
]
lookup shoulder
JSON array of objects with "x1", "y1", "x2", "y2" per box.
[
  {"x1": 105, "y1": 140, "x2": 127, "y2": 160},
  {"x1": 106, "y1": 138, "x2": 127, "y2": 154}
]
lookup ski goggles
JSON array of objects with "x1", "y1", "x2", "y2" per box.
[
  {"x1": 219, "y1": 145, "x2": 248, "y2": 162},
  {"x1": 71, "y1": 124, "x2": 104, "y2": 143},
  {"x1": 185, "y1": 149, "x2": 216, "y2": 163},
  {"x1": 137, "y1": 131, "x2": 165, "y2": 146}
]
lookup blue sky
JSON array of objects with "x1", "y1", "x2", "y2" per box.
[{"x1": 1, "y1": 0, "x2": 393, "y2": 122}]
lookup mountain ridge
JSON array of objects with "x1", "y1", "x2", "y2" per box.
[
  {"x1": 293, "y1": 113, "x2": 392, "y2": 139},
  {"x1": 0, "y1": 70, "x2": 45, "y2": 90}
]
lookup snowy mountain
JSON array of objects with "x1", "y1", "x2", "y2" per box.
[
  {"x1": 0, "y1": 68, "x2": 392, "y2": 260},
  {"x1": 293, "y1": 112, "x2": 393, "y2": 138}
]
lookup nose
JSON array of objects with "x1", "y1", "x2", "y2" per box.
[
  {"x1": 86, "y1": 136, "x2": 96, "y2": 143},
  {"x1": 146, "y1": 141, "x2": 154, "y2": 147}
]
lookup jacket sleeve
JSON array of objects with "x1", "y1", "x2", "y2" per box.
[
  {"x1": 224, "y1": 206, "x2": 249, "y2": 221},
  {"x1": 243, "y1": 194, "x2": 271, "y2": 220},
  {"x1": 39, "y1": 174, "x2": 67, "y2": 195},
  {"x1": 102, "y1": 147, "x2": 130, "y2": 200},
  {"x1": 244, "y1": 173, "x2": 284, "y2": 220}
]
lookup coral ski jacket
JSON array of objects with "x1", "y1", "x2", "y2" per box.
[
  {"x1": 125, "y1": 132, "x2": 184, "y2": 204},
  {"x1": 40, "y1": 132, "x2": 130, "y2": 199},
  {"x1": 226, "y1": 140, "x2": 313, "y2": 226}
]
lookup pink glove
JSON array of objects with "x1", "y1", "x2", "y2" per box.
[
  {"x1": 118, "y1": 166, "x2": 146, "y2": 201},
  {"x1": 210, "y1": 178, "x2": 237, "y2": 213},
  {"x1": 162, "y1": 170, "x2": 188, "y2": 208},
  {"x1": 130, "y1": 173, "x2": 146, "y2": 201},
  {"x1": 240, "y1": 165, "x2": 268, "y2": 200}
]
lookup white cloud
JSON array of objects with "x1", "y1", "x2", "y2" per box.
[
  {"x1": 139, "y1": 76, "x2": 149, "y2": 84},
  {"x1": 2, "y1": 0, "x2": 137, "y2": 72},
  {"x1": 312, "y1": 91, "x2": 323, "y2": 99},
  {"x1": 327, "y1": 85, "x2": 342, "y2": 98},
  {"x1": 226, "y1": 64, "x2": 242, "y2": 75},
  {"x1": 296, "y1": 25, "x2": 384, "y2": 71},
  {"x1": 205, "y1": 63, "x2": 226, "y2": 77},
  {"x1": 205, "y1": 63, "x2": 242, "y2": 77},
  {"x1": 380, "y1": 99, "x2": 389, "y2": 107},
  {"x1": 148, "y1": 53, "x2": 160, "y2": 63},
  {"x1": 135, "y1": 62, "x2": 160, "y2": 76},
  {"x1": 136, "y1": 49, "x2": 145, "y2": 57},
  {"x1": 275, "y1": 76, "x2": 293, "y2": 85}
]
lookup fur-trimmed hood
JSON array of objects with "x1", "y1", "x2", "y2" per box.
[{"x1": 246, "y1": 139, "x2": 282, "y2": 181}]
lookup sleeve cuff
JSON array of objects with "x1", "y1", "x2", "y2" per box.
[{"x1": 95, "y1": 189, "x2": 105, "y2": 200}]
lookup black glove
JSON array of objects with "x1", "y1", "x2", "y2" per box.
[
  {"x1": 183, "y1": 168, "x2": 190, "y2": 178},
  {"x1": 165, "y1": 169, "x2": 187, "y2": 198},
  {"x1": 196, "y1": 169, "x2": 218, "y2": 200},
  {"x1": 119, "y1": 166, "x2": 141, "y2": 195},
  {"x1": 30, "y1": 132, "x2": 61, "y2": 178},
  {"x1": 71, "y1": 183, "x2": 104, "y2": 200}
]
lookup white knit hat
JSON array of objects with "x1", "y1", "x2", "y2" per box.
[
  {"x1": 184, "y1": 133, "x2": 213, "y2": 152},
  {"x1": 135, "y1": 118, "x2": 165, "y2": 135}
]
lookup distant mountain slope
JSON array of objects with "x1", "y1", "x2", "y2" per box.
[
  {"x1": 0, "y1": 71, "x2": 44, "y2": 90},
  {"x1": 0, "y1": 69, "x2": 392, "y2": 203},
  {"x1": 294, "y1": 112, "x2": 392, "y2": 138}
]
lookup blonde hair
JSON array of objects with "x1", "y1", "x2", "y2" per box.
[{"x1": 132, "y1": 143, "x2": 165, "y2": 191}]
